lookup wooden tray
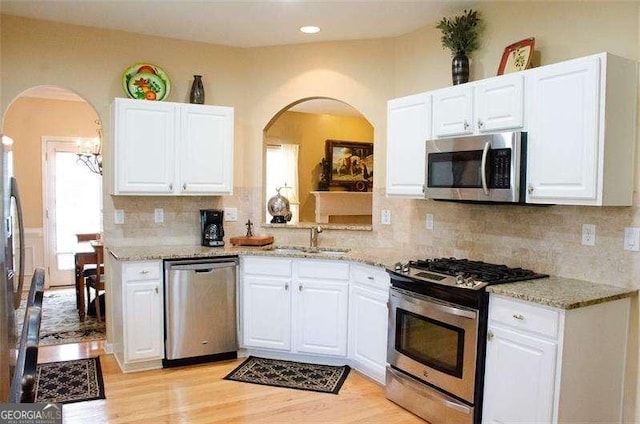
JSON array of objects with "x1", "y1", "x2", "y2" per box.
[{"x1": 229, "y1": 235, "x2": 274, "y2": 246}]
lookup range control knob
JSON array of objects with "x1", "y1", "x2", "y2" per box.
[
  {"x1": 394, "y1": 262, "x2": 402, "y2": 271},
  {"x1": 455, "y1": 274, "x2": 465, "y2": 285},
  {"x1": 402, "y1": 264, "x2": 410, "y2": 273},
  {"x1": 464, "y1": 277, "x2": 477, "y2": 288}
]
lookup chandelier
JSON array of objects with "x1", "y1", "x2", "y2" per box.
[{"x1": 77, "y1": 119, "x2": 103, "y2": 175}]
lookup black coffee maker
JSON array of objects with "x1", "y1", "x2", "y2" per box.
[{"x1": 200, "y1": 209, "x2": 224, "y2": 247}]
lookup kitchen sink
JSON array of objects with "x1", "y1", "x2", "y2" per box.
[{"x1": 267, "y1": 246, "x2": 350, "y2": 255}]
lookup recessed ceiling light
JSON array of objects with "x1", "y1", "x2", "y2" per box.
[{"x1": 300, "y1": 26, "x2": 320, "y2": 34}]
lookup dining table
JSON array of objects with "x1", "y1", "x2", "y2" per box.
[{"x1": 74, "y1": 240, "x2": 103, "y2": 322}]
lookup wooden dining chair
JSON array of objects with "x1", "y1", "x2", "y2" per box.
[
  {"x1": 75, "y1": 233, "x2": 102, "y2": 310},
  {"x1": 85, "y1": 243, "x2": 105, "y2": 322}
]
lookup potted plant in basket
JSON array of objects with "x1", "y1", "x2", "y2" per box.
[{"x1": 436, "y1": 9, "x2": 482, "y2": 85}]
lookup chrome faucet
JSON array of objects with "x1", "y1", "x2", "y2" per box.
[{"x1": 309, "y1": 226, "x2": 323, "y2": 249}]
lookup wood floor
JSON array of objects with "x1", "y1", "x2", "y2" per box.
[{"x1": 38, "y1": 342, "x2": 425, "y2": 423}]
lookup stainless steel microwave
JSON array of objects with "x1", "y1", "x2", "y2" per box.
[{"x1": 424, "y1": 132, "x2": 526, "y2": 203}]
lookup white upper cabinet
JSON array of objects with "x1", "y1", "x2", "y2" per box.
[
  {"x1": 386, "y1": 93, "x2": 432, "y2": 197},
  {"x1": 432, "y1": 85, "x2": 474, "y2": 137},
  {"x1": 432, "y1": 74, "x2": 525, "y2": 138},
  {"x1": 112, "y1": 98, "x2": 234, "y2": 196},
  {"x1": 475, "y1": 74, "x2": 524, "y2": 132},
  {"x1": 526, "y1": 53, "x2": 637, "y2": 205}
]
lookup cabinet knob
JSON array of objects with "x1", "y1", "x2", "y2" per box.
[
  {"x1": 183, "y1": 183, "x2": 187, "y2": 190},
  {"x1": 298, "y1": 284, "x2": 303, "y2": 292},
  {"x1": 527, "y1": 185, "x2": 534, "y2": 194},
  {"x1": 512, "y1": 314, "x2": 525, "y2": 320},
  {"x1": 367, "y1": 276, "x2": 374, "y2": 280},
  {"x1": 477, "y1": 119, "x2": 484, "y2": 129},
  {"x1": 169, "y1": 183, "x2": 173, "y2": 191},
  {"x1": 140, "y1": 270, "x2": 149, "y2": 274},
  {"x1": 154, "y1": 286, "x2": 158, "y2": 294},
  {"x1": 463, "y1": 120, "x2": 470, "y2": 130},
  {"x1": 284, "y1": 283, "x2": 289, "y2": 291},
  {"x1": 487, "y1": 330, "x2": 494, "y2": 341}
]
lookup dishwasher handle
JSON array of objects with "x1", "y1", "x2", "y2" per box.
[{"x1": 166, "y1": 260, "x2": 238, "y2": 272}]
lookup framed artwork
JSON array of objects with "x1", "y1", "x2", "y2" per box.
[
  {"x1": 325, "y1": 140, "x2": 373, "y2": 190},
  {"x1": 497, "y1": 38, "x2": 535, "y2": 75}
]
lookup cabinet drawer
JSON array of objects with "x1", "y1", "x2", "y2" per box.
[
  {"x1": 351, "y1": 264, "x2": 390, "y2": 291},
  {"x1": 124, "y1": 261, "x2": 161, "y2": 281},
  {"x1": 243, "y1": 256, "x2": 292, "y2": 277},
  {"x1": 489, "y1": 295, "x2": 560, "y2": 339},
  {"x1": 297, "y1": 260, "x2": 349, "y2": 280}
]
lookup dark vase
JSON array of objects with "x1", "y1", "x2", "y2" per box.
[
  {"x1": 189, "y1": 75, "x2": 204, "y2": 104},
  {"x1": 451, "y1": 51, "x2": 470, "y2": 85}
]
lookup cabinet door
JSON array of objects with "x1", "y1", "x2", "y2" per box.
[
  {"x1": 348, "y1": 284, "x2": 388, "y2": 383},
  {"x1": 386, "y1": 93, "x2": 431, "y2": 197},
  {"x1": 483, "y1": 326, "x2": 557, "y2": 424},
  {"x1": 475, "y1": 74, "x2": 524, "y2": 132},
  {"x1": 124, "y1": 280, "x2": 163, "y2": 362},
  {"x1": 432, "y1": 85, "x2": 473, "y2": 137},
  {"x1": 526, "y1": 57, "x2": 600, "y2": 203},
  {"x1": 294, "y1": 279, "x2": 348, "y2": 356},
  {"x1": 114, "y1": 98, "x2": 176, "y2": 194},
  {"x1": 179, "y1": 105, "x2": 234, "y2": 194},
  {"x1": 243, "y1": 275, "x2": 291, "y2": 351}
]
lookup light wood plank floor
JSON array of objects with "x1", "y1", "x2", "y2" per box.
[{"x1": 38, "y1": 342, "x2": 425, "y2": 423}]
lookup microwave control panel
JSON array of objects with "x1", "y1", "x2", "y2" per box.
[{"x1": 490, "y1": 148, "x2": 511, "y2": 188}]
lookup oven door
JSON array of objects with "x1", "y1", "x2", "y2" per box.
[
  {"x1": 424, "y1": 132, "x2": 523, "y2": 202},
  {"x1": 388, "y1": 287, "x2": 479, "y2": 403}
]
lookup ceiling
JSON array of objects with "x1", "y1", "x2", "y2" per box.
[{"x1": 1, "y1": 0, "x2": 473, "y2": 48}]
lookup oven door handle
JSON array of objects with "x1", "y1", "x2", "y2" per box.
[
  {"x1": 480, "y1": 141, "x2": 490, "y2": 196},
  {"x1": 392, "y1": 288, "x2": 477, "y2": 320}
]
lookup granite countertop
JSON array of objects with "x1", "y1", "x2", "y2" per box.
[
  {"x1": 487, "y1": 276, "x2": 637, "y2": 310},
  {"x1": 108, "y1": 244, "x2": 637, "y2": 310}
]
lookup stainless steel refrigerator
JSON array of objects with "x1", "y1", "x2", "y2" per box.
[{"x1": 0, "y1": 134, "x2": 25, "y2": 402}]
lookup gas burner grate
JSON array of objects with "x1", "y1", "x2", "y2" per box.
[{"x1": 409, "y1": 258, "x2": 547, "y2": 285}]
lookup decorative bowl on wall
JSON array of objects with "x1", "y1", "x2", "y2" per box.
[{"x1": 122, "y1": 63, "x2": 171, "y2": 101}]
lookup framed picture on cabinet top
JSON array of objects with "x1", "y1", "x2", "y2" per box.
[
  {"x1": 497, "y1": 38, "x2": 535, "y2": 75},
  {"x1": 325, "y1": 140, "x2": 373, "y2": 189}
]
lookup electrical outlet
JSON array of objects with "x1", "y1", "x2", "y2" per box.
[
  {"x1": 425, "y1": 213, "x2": 434, "y2": 230},
  {"x1": 581, "y1": 224, "x2": 596, "y2": 246},
  {"x1": 624, "y1": 227, "x2": 640, "y2": 251},
  {"x1": 381, "y1": 210, "x2": 391, "y2": 225},
  {"x1": 225, "y1": 207, "x2": 238, "y2": 222},
  {"x1": 114, "y1": 209, "x2": 125, "y2": 225},
  {"x1": 154, "y1": 208, "x2": 164, "y2": 224}
]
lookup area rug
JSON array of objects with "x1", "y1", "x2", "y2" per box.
[
  {"x1": 223, "y1": 356, "x2": 350, "y2": 394},
  {"x1": 34, "y1": 357, "x2": 106, "y2": 404},
  {"x1": 16, "y1": 288, "x2": 106, "y2": 346}
]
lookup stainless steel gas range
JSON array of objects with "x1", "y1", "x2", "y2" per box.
[{"x1": 385, "y1": 258, "x2": 548, "y2": 424}]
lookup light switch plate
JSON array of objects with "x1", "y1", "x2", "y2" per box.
[
  {"x1": 581, "y1": 224, "x2": 596, "y2": 246},
  {"x1": 114, "y1": 209, "x2": 125, "y2": 225},
  {"x1": 381, "y1": 210, "x2": 391, "y2": 225},
  {"x1": 624, "y1": 227, "x2": 640, "y2": 251},
  {"x1": 154, "y1": 208, "x2": 164, "y2": 224},
  {"x1": 225, "y1": 207, "x2": 238, "y2": 222},
  {"x1": 425, "y1": 213, "x2": 434, "y2": 230}
]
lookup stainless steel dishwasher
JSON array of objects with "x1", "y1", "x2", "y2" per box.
[{"x1": 163, "y1": 257, "x2": 238, "y2": 366}]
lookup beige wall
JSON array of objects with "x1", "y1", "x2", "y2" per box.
[
  {"x1": 1, "y1": 1, "x2": 640, "y2": 419},
  {"x1": 265, "y1": 110, "x2": 373, "y2": 222},
  {"x1": 2, "y1": 96, "x2": 98, "y2": 227}
]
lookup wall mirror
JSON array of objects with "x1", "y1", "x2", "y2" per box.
[{"x1": 263, "y1": 97, "x2": 374, "y2": 227}]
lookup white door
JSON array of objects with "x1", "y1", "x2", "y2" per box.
[
  {"x1": 242, "y1": 275, "x2": 291, "y2": 350},
  {"x1": 44, "y1": 140, "x2": 102, "y2": 287},
  {"x1": 179, "y1": 104, "x2": 234, "y2": 194},
  {"x1": 113, "y1": 98, "x2": 176, "y2": 194},
  {"x1": 348, "y1": 284, "x2": 388, "y2": 383},
  {"x1": 526, "y1": 56, "x2": 600, "y2": 203},
  {"x1": 432, "y1": 85, "x2": 474, "y2": 137},
  {"x1": 124, "y1": 280, "x2": 163, "y2": 362},
  {"x1": 294, "y1": 279, "x2": 348, "y2": 356},
  {"x1": 483, "y1": 326, "x2": 557, "y2": 423},
  {"x1": 386, "y1": 93, "x2": 431, "y2": 198}
]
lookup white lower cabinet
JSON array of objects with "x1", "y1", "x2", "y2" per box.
[
  {"x1": 241, "y1": 257, "x2": 390, "y2": 383},
  {"x1": 483, "y1": 294, "x2": 630, "y2": 423},
  {"x1": 111, "y1": 260, "x2": 164, "y2": 372}
]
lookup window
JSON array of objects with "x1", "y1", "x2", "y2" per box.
[{"x1": 265, "y1": 144, "x2": 299, "y2": 223}]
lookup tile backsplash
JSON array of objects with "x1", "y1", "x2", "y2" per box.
[{"x1": 107, "y1": 188, "x2": 640, "y2": 290}]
